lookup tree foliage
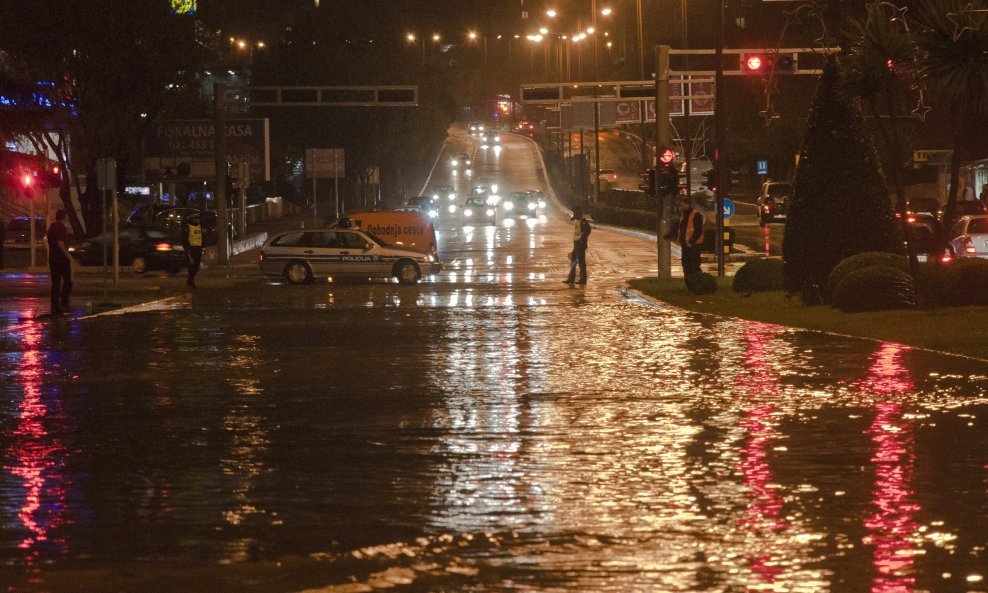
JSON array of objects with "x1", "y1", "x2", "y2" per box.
[
  {"x1": 783, "y1": 56, "x2": 902, "y2": 297},
  {"x1": 0, "y1": 1, "x2": 199, "y2": 234}
]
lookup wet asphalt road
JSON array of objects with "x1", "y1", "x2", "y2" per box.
[{"x1": 0, "y1": 128, "x2": 987, "y2": 593}]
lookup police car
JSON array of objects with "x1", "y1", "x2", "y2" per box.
[{"x1": 258, "y1": 228, "x2": 442, "y2": 285}]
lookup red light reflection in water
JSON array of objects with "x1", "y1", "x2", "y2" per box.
[
  {"x1": 855, "y1": 342, "x2": 918, "y2": 593},
  {"x1": 3, "y1": 319, "x2": 69, "y2": 586},
  {"x1": 735, "y1": 322, "x2": 788, "y2": 583}
]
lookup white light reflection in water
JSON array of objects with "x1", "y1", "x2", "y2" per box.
[
  {"x1": 430, "y1": 303, "x2": 552, "y2": 533},
  {"x1": 219, "y1": 333, "x2": 271, "y2": 563}
]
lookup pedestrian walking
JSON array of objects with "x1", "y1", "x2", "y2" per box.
[
  {"x1": 563, "y1": 206, "x2": 592, "y2": 286},
  {"x1": 0, "y1": 215, "x2": 6, "y2": 270},
  {"x1": 676, "y1": 196, "x2": 705, "y2": 276},
  {"x1": 181, "y1": 211, "x2": 204, "y2": 288},
  {"x1": 46, "y1": 209, "x2": 72, "y2": 315}
]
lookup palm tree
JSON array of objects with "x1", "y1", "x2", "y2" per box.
[
  {"x1": 845, "y1": 2, "x2": 920, "y2": 265},
  {"x1": 913, "y1": 0, "x2": 988, "y2": 228}
]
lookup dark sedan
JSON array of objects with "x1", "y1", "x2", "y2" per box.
[{"x1": 69, "y1": 227, "x2": 187, "y2": 274}]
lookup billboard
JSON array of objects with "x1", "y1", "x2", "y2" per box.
[
  {"x1": 170, "y1": 0, "x2": 196, "y2": 14},
  {"x1": 144, "y1": 118, "x2": 270, "y2": 181}
]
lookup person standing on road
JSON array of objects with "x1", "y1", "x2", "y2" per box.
[
  {"x1": 676, "y1": 196, "x2": 705, "y2": 276},
  {"x1": 181, "y1": 212, "x2": 204, "y2": 289},
  {"x1": 564, "y1": 206, "x2": 592, "y2": 286},
  {"x1": 46, "y1": 209, "x2": 72, "y2": 315}
]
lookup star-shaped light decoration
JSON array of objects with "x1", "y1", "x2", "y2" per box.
[
  {"x1": 881, "y1": 3, "x2": 910, "y2": 30},
  {"x1": 911, "y1": 95, "x2": 932, "y2": 121},
  {"x1": 947, "y1": 3, "x2": 981, "y2": 41}
]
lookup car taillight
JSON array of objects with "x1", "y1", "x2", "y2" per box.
[
  {"x1": 941, "y1": 252, "x2": 954, "y2": 264},
  {"x1": 906, "y1": 216, "x2": 916, "y2": 223},
  {"x1": 964, "y1": 237, "x2": 976, "y2": 254},
  {"x1": 259, "y1": 253, "x2": 265, "y2": 262},
  {"x1": 155, "y1": 242, "x2": 172, "y2": 251}
]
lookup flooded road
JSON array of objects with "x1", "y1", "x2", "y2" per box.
[{"x1": 1, "y1": 130, "x2": 987, "y2": 592}]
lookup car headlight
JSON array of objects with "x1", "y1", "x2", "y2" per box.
[
  {"x1": 491, "y1": 183, "x2": 499, "y2": 193},
  {"x1": 479, "y1": 125, "x2": 484, "y2": 131},
  {"x1": 448, "y1": 193, "x2": 455, "y2": 200},
  {"x1": 448, "y1": 204, "x2": 457, "y2": 213},
  {"x1": 504, "y1": 202, "x2": 513, "y2": 210},
  {"x1": 466, "y1": 160, "x2": 471, "y2": 166},
  {"x1": 433, "y1": 194, "x2": 440, "y2": 201},
  {"x1": 486, "y1": 209, "x2": 495, "y2": 216},
  {"x1": 429, "y1": 210, "x2": 438, "y2": 218},
  {"x1": 450, "y1": 160, "x2": 458, "y2": 167},
  {"x1": 528, "y1": 202, "x2": 536, "y2": 210},
  {"x1": 464, "y1": 209, "x2": 473, "y2": 217},
  {"x1": 538, "y1": 201, "x2": 546, "y2": 208}
]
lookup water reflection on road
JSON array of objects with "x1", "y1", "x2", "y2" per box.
[{"x1": 0, "y1": 135, "x2": 987, "y2": 592}]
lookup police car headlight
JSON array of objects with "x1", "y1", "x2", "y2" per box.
[
  {"x1": 504, "y1": 202, "x2": 513, "y2": 210},
  {"x1": 464, "y1": 209, "x2": 473, "y2": 217},
  {"x1": 448, "y1": 204, "x2": 457, "y2": 213},
  {"x1": 486, "y1": 209, "x2": 495, "y2": 216}
]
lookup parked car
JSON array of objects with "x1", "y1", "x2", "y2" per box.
[
  {"x1": 461, "y1": 196, "x2": 496, "y2": 225},
  {"x1": 939, "y1": 200, "x2": 988, "y2": 231},
  {"x1": 947, "y1": 215, "x2": 988, "y2": 260},
  {"x1": 3, "y1": 216, "x2": 47, "y2": 249},
  {"x1": 757, "y1": 181, "x2": 792, "y2": 226},
  {"x1": 69, "y1": 226, "x2": 187, "y2": 274},
  {"x1": 258, "y1": 228, "x2": 441, "y2": 285},
  {"x1": 906, "y1": 198, "x2": 940, "y2": 217},
  {"x1": 903, "y1": 213, "x2": 943, "y2": 263}
]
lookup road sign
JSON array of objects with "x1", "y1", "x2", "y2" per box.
[
  {"x1": 723, "y1": 198, "x2": 736, "y2": 219},
  {"x1": 306, "y1": 148, "x2": 345, "y2": 179},
  {"x1": 756, "y1": 159, "x2": 768, "y2": 175}
]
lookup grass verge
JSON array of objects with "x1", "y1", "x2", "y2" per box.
[{"x1": 627, "y1": 276, "x2": 988, "y2": 360}]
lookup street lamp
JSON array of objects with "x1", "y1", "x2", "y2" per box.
[
  {"x1": 432, "y1": 33, "x2": 441, "y2": 42},
  {"x1": 601, "y1": 7, "x2": 612, "y2": 16},
  {"x1": 546, "y1": 9, "x2": 557, "y2": 18}
]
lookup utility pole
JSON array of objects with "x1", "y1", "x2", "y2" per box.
[
  {"x1": 714, "y1": 0, "x2": 726, "y2": 276},
  {"x1": 637, "y1": 0, "x2": 648, "y2": 169},
  {"x1": 655, "y1": 45, "x2": 672, "y2": 278},
  {"x1": 592, "y1": 0, "x2": 601, "y2": 205},
  {"x1": 214, "y1": 82, "x2": 230, "y2": 265}
]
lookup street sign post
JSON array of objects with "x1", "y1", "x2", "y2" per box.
[
  {"x1": 305, "y1": 148, "x2": 346, "y2": 222},
  {"x1": 96, "y1": 157, "x2": 119, "y2": 287},
  {"x1": 723, "y1": 198, "x2": 736, "y2": 219},
  {"x1": 756, "y1": 159, "x2": 768, "y2": 175}
]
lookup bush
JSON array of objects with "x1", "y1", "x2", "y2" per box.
[
  {"x1": 591, "y1": 204, "x2": 655, "y2": 232},
  {"x1": 685, "y1": 272, "x2": 718, "y2": 295},
  {"x1": 733, "y1": 258, "x2": 784, "y2": 293},
  {"x1": 832, "y1": 266, "x2": 916, "y2": 312},
  {"x1": 827, "y1": 251, "x2": 908, "y2": 298},
  {"x1": 941, "y1": 258, "x2": 988, "y2": 306}
]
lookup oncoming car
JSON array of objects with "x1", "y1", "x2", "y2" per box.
[
  {"x1": 461, "y1": 196, "x2": 496, "y2": 225},
  {"x1": 259, "y1": 229, "x2": 442, "y2": 285}
]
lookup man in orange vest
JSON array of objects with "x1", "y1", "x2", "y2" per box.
[{"x1": 676, "y1": 196, "x2": 704, "y2": 276}]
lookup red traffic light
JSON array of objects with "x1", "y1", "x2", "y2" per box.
[
  {"x1": 744, "y1": 54, "x2": 764, "y2": 72},
  {"x1": 659, "y1": 149, "x2": 676, "y2": 164}
]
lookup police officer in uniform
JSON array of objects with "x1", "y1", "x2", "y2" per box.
[
  {"x1": 182, "y1": 212, "x2": 204, "y2": 288},
  {"x1": 563, "y1": 206, "x2": 592, "y2": 286}
]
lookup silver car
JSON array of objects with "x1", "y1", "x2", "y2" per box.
[{"x1": 259, "y1": 228, "x2": 442, "y2": 285}]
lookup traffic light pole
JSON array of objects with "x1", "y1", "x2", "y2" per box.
[
  {"x1": 214, "y1": 82, "x2": 230, "y2": 265},
  {"x1": 714, "y1": 0, "x2": 726, "y2": 277},
  {"x1": 655, "y1": 45, "x2": 672, "y2": 278}
]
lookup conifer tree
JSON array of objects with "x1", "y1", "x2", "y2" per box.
[{"x1": 783, "y1": 56, "x2": 902, "y2": 299}]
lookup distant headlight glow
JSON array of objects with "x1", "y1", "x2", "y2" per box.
[
  {"x1": 464, "y1": 209, "x2": 473, "y2": 217},
  {"x1": 528, "y1": 202, "x2": 536, "y2": 210},
  {"x1": 448, "y1": 204, "x2": 457, "y2": 213},
  {"x1": 486, "y1": 209, "x2": 495, "y2": 216},
  {"x1": 504, "y1": 202, "x2": 513, "y2": 210}
]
